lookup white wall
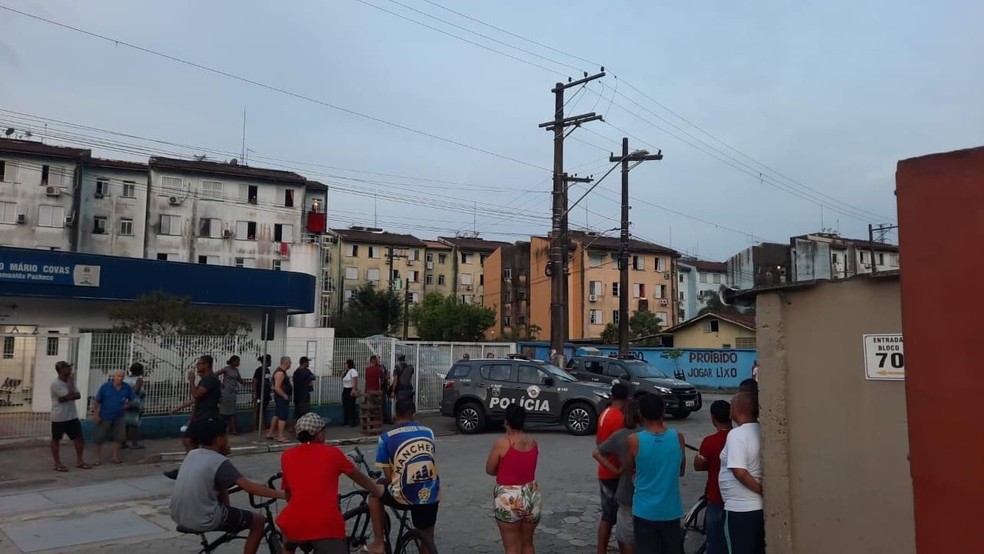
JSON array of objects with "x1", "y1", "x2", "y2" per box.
[
  {"x1": 0, "y1": 155, "x2": 76, "y2": 250},
  {"x1": 77, "y1": 166, "x2": 149, "y2": 258}
]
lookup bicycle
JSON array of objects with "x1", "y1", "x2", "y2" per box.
[
  {"x1": 680, "y1": 443, "x2": 707, "y2": 554},
  {"x1": 176, "y1": 473, "x2": 285, "y2": 554},
  {"x1": 340, "y1": 446, "x2": 438, "y2": 554}
]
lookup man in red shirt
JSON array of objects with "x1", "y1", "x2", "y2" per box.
[
  {"x1": 694, "y1": 400, "x2": 733, "y2": 554},
  {"x1": 278, "y1": 413, "x2": 383, "y2": 552},
  {"x1": 596, "y1": 382, "x2": 628, "y2": 554}
]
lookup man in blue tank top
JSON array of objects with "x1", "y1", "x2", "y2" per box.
[{"x1": 626, "y1": 393, "x2": 686, "y2": 554}]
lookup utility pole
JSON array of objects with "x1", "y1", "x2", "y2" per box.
[
  {"x1": 867, "y1": 223, "x2": 899, "y2": 276},
  {"x1": 539, "y1": 70, "x2": 605, "y2": 367},
  {"x1": 403, "y1": 287, "x2": 411, "y2": 341},
  {"x1": 611, "y1": 138, "x2": 663, "y2": 356}
]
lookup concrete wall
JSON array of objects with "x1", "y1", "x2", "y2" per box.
[
  {"x1": 897, "y1": 146, "x2": 984, "y2": 552},
  {"x1": 757, "y1": 275, "x2": 914, "y2": 554}
]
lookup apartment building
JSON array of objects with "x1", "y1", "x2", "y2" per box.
[
  {"x1": 677, "y1": 259, "x2": 730, "y2": 322},
  {"x1": 76, "y1": 158, "x2": 150, "y2": 258},
  {"x1": 423, "y1": 240, "x2": 454, "y2": 296},
  {"x1": 726, "y1": 242, "x2": 792, "y2": 290},
  {"x1": 530, "y1": 231, "x2": 680, "y2": 341},
  {"x1": 482, "y1": 242, "x2": 532, "y2": 340},
  {"x1": 329, "y1": 227, "x2": 427, "y2": 308},
  {"x1": 438, "y1": 236, "x2": 511, "y2": 305},
  {"x1": 0, "y1": 139, "x2": 89, "y2": 251},
  {"x1": 791, "y1": 233, "x2": 899, "y2": 281}
]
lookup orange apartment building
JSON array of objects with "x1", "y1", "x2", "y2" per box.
[
  {"x1": 528, "y1": 231, "x2": 680, "y2": 341},
  {"x1": 482, "y1": 242, "x2": 532, "y2": 340}
]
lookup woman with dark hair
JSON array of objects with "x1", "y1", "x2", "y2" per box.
[
  {"x1": 593, "y1": 399, "x2": 643, "y2": 554},
  {"x1": 486, "y1": 404, "x2": 541, "y2": 554},
  {"x1": 123, "y1": 362, "x2": 145, "y2": 449},
  {"x1": 340, "y1": 359, "x2": 359, "y2": 427},
  {"x1": 277, "y1": 413, "x2": 384, "y2": 553},
  {"x1": 216, "y1": 355, "x2": 244, "y2": 435}
]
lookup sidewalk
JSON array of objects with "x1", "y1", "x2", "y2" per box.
[{"x1": 0, "y1": 414, "x2": 456, "y2": 492}]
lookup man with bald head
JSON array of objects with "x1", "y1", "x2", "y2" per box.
[
  {"x1": 718, "y1": 392, "x2": 764, "y2": 554},
  {"x1": 91, "y1": 369, "x2": 135, "y2": 465}
]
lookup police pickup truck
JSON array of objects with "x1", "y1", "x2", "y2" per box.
[
  {"x1": 440, "y1": 355, "x2": 612, "y2": 436},
  {"x1": 566, "y1": 355, "x2": 702, "y2": 418}
]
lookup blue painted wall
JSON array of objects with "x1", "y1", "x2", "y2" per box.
[{"x1": 517, "y1": 342, "x2": 757, "y2": 390}]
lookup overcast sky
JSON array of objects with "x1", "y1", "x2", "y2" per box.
[{"x1": 2, "y1": 0, "x2": 982, "y2": 260}]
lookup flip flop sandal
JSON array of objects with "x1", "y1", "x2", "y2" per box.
[
  {"x1": 54, "y1": 465, "x2": 69, "y2": 472},
  {"x1": 76, "y1": 463, "x2": 93, "y2": 470}
]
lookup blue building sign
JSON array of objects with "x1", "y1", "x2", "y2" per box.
[
  {"x1": 517, "y1": 342, "x2": 757, "y2": 389},
  {"x1": 0, "y1": 258, "x2": 101, "y2": 287}
]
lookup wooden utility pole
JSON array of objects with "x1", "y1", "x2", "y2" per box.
[
  {"x1": 611, "y1": 138, "x2": 662, "y2": 356},
  {"x1": 539, "y1": 70, "x2": 605, "y2": 366}
]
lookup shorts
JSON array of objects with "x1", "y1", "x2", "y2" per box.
[
  {"x1": 493, "y1": 482, "x2": 541, "y2": 524},
  {"x1": 216, "y1": 506, "x2": 255, "y2": 533},
  {"x1": 124, "y1": 409, "x2": 141, "y2": 428},
  {"x1": 379, "y1": 488, "x2": 439, "y2": 530},
  {"x1": 51, "y1": 418, "x2": 83, "y2": 441},
  {"x1": 274, "y1": 396, "x2": 290, "y2": 420},
  {"x1": 599, "y1": 478, "x2": 620, "y2": 524},
  {"x1": 183, "y1": 418, "x2": 210, "y2": 447},
  {"x1": 94, "y1": 417, "x2": 126, "y2": 445},
  {"x1": 615, "y1": 504, "x2": 634, "y2": 545},
  {"x1": 283, "y1": 539, "x2": 346, "y2": 554}
]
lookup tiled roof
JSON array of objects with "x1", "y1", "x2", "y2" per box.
[
  {"x1": 665, "y1": 310, "x2": 756, "y2": 333},
  {"x1": 438, "y1": 236, "x2": 512, "y2": 252},
  {"x1": 87, "y1": 158, "x2": 148, "y2": 171},
  {"x1": 0, "y1": 138, "x2": 89, "y2": 159},
  {"x1": 569, "y1": 231, "x2": 678, "y2": 256},
  {"x1": 424, "y1": 240, "x2": 452, "y2": 250},
  {"x1": 330, "y1": 228, "x2": 425, "y2": 247},
  {"x1": 149, "y1": 156, "x2": 307, "y2": 184},
  {"x1": 681, "y1": 259, "x2": 727, "y2": 272}
]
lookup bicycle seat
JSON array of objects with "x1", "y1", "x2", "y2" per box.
[{"x1": 176, "y1": 525, "x2": 203, "y2": 535}]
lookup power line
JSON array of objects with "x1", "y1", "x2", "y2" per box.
[{"x1": 0, "y1": 4, "x2": 550, "y2": 173}]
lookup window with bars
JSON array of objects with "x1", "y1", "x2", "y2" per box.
[
  {"x1": 735, "y1": 337, "x2": 756, "y2": 349},
  {"x1": 160, "y1": 176, "x2": 182, "y2": 191},
  {"x1": 2, "y1": 336, "x2": 14, "y2": 359},
  {"x1": 46, "y1": 335, "x2": 60, "y2": 356},
  {"x1": 202, "y1": 180, "x2": 224, "y2": 199}
]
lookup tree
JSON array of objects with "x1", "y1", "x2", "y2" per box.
[
  {"x1": 498, "y1": 323, "x2": 542, "y2": 342},
  {"x1": 334, "y1": 284, "x2": 403, "y2": 338},
  {"x1": 661, "y1": 349, "x2": 686, "y2": 380},
  {"x1": 697, "y1": 285, "x2": 751, "y2": 317},
  {"x1": 599, "y1": 310, "x2": 666, "y2": 346},
  {"x1": 411, "y1": 293, "x2": 497, "y2": 342}
]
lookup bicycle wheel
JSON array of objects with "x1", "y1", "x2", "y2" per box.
[
  {"x1": 681, "y1": 497, "x2": 707, "y2": 554},
  {"x1": 264, "y1": 529, "x2": 284, "y2": 554},
  {"x1": 344, "y1": 504, "x2": 390, "y2": 553},
  {"x1": 394, "y1": 529, "x2": 437, "y2": 554}
]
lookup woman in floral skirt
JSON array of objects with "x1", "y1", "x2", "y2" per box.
[{"x1": 486, "y1": 404, "x2": 541, "y2": 554}]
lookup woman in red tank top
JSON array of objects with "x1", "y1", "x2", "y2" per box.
[{"x1": 486, "y1": 404, "x2": 541, "y2": 553}]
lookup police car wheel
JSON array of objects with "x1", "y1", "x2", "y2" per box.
[
  {"x1": 455, "y1": 402, "x2": 486, "y2": 434},
  {"x1": 563, "y1": 402, "x2": 596, "y2": 436}
]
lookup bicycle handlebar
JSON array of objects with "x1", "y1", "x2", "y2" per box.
[
  {"x1": 350, "y1": 447, "x2": 383, "y2": 480},
  {"x1": 248, "y1": 472, "x2": 283, "y2": 509}
]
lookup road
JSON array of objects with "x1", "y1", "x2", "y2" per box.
[{"x1": 0, "y1": 396, "x2": 729, "y2": 553}]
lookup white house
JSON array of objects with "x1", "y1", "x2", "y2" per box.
[{"x1": 791, "y1": 233, "x2": 899, "y2": 282}]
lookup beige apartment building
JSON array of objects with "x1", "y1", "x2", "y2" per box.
[
  {"x1": 423, "y1": 240, "x2": 454, "y2": 297},
  {"x1": 329, "y1": 227, "x2": 427, "y2": 311},
  {"x1": 530, "y1": 231, "x2": 680, "y2": 340},
  {"x1": 438, "y1": 236, "x2": 511, "y2": 305}
]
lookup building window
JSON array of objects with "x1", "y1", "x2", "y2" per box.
[
  {"x1": 160, "y1": 214, "x2": 181, "y2": 235},
  {"x1": 438, "y1": 253, "x2": 448, "y2": 264},
  {"x1": 504, "y1": 314, "x2": 512, "y2": 327},
  {"x1": 234, "y1": 257, "x2": 255, "y2": 268},
  {"x1": 589, "y1": 281, "x2": 603, "y2": 296},
  {"x1": 38, "y1": 205, "x2": 65, "y2": 227},
  {"x1": 368, "y1": 246, "x2": 381, "y2": 259},
  {"x1": 633, "y1": 283, "x2": 646, "y2": 298},
  {"x1": 236, "y1": 220, "x2": 257, "y2": 240},
  {"x1": 712, "y1": 273, "x2": 722, "y2": 284},
  {"x1": 161, "y1": 176, "x2": 182, "y2": 191},
  {"x1": 504, "y1": 268, "x2": 512, "y2": 280},
  {"x1": 632, "y1": 255, "x2": 645, "y2": 270},
  {"x1": 679, "y1": 309, "x2": 686, "y2": 321},
  {"x1": 878, "y1": 253, "x2": 885, "y2": 266},
  {"x1": 612, "y1": 282, "x2": 619, "y2": 297},
  {"x1": 679, "y1": 273, "x2": 684, "y2": 283},
  {"x1": 2, "y1": 336, "x2": 14, "y2": 359},
  {"x1": 588, "y1": 252, "x2": 604, "y2": 268},
  {"x1": 0, "y1": 160, "x2": 5, "y2": 181},
  {"x1": 274, "y1": 223, "x2": 294, "y2": 243},
  {"x1": 41, "y1": 164, "x2": 50, "y2": 186},
  {"x1": 736, "y1": 337, "x2": 756, "y2": 349},
  {"x1": 411, "y1": 292, "x2": 421, "y2": 303},
  {"x1": 202, "y1": 180, "x2": 223, "y2": 199},
  {"x1": 272, "y1": 260, "x2": 283, "y2": 271},
  {"x1": 655, "y1": 257, "x2": 667, "y2": 272},
  {"x1": 517, "y1": 315, "x2": 526, "y2": 326},
  {"x1": 345, "y1": 267, "x2": 358, "y2": 280},
  {"x1": 367, "y1": 268, "x2": 381, "y2": 283},
  {"x1": 589, "y1": 310, "x2": 603, "y2": 325},
  {"x1": 343, "y1": 289, "x2": 354, "y2": 303},
  {"x1": 408, "y1": 270, "x2": 419, "y2": 283},
  {"x1": 391, "y1": 269, "x2": 400, "y2": 281},
  {"x1": 411, "y1": 249, "x2": 421, "y2": 261},
  {"x1": 0, "y1": 201, "x2": 15, "y2": 224},
  {"x1": 346, "y1": 244, "x2": 359, "y2": 257},
  {"x1": 480, "y1": 253, "x2": 487, "y2": 265},
  {"x1": 156, "y1": 253, "x2": 169, "y2": 261},
  {"x1": 612, "y1": 310, "x2": 620, "y2": 324},
  {"x1": 656, "y1": 311, "x2": 669, "y2": 327},
  {"x1": 679, "y1": 291, "x2": 685, "y2": 301},
  {"x1": 425, "y1": 274, "x2": 434, "y2": 285},
  {"x1": 198, "y1": 255, "x2": 218, "y2": 264},
  {"x1": 438, "y1": 274, "x2": 446, "y2": 285},
  {"x1": 92, "y1": 216, "x2": 107, "y2": 235},
  {"x1": 284, "y1": 188, "x2": 295, "y2": 208},
  {"x1": 699, "y1": 272, "x2": 708, "y2": 284},
  {"x1": 655, "y1": 284, "x2": 665, "y2": 299},
  {"x1": 479, "y1": 274, "x2": 484, "y2": 286},
  {"x1": 199, "y1": 218, "x2": 221, "y2": 238},
  {"x1": 832, "y1": 253, "x2": 840, "y2": 264},
  {"x1": 461, "y1": 295, "x2": 473, "y2": 304},
  {"x1": 240, "y1": 184, "x2": 259, "y2": 204},
  {"x1": 119, "y1": 218, "x2": 134, "y2": 236},
  {"x1": 461, "y1": 273, "x2": 474, "y2": 286},
  {"x1": 704, "y1": 319, "x2": 720, "y2": 333},
  {"x1": 426, "y1": 253, "x2": 433, "y2": 263},
  {"x1": 860, "y1": 251, "x2": 867, "y2": 264},
  {"x1": 46, "y1": 336, "x2": 59, "y2": 356},
  {"x1": 462, "y1": 253, "x2": 473, "y2": 264},
  {"x1": 95, "y1": 178, "x2": 109, "y2": 196},
  {"x1": 122, "y1": 181, "x2": 136, "y2": 198}
]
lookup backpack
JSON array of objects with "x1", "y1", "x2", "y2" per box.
[{"x1": 394, "y1": 362, "x2": 415, "y2": 390}]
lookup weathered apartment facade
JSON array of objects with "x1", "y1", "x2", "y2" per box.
[
  {"x1": 677, "y1": 259, "x2": 730, "y2": 322},
  {"x1": 482, "y1": 241, "x2": 532, "y2": 340},
  {"x1": 437, "y1": 236, "x2": 511, "y2": 306}
]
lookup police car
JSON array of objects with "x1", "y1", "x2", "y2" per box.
[
  {"x1": 566, "y1": 354, "x2": 702, "y2": 418},
  {"x1": 440, "y1": 355, "x2": 612, "y2": 436}
]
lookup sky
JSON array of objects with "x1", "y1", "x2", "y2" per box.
[{"x1": 1, "y1": 0, "x2": 982, "y2": 260}]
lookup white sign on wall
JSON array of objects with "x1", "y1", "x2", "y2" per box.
[{"x1": 863, "y1": 334, "x2": 905, "y2": 380}]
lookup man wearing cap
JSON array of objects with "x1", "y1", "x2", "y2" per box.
[
  {"x1": 278, "y1": 413, "x2": 384, "y2": 553},
  {"x1": 50, "y1": 361, "x2": 91, "y2": 471}
]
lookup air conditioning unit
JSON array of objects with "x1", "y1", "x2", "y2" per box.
[
  {"x1": 64, "y1": 214, "x2": 75, "y2": 225},
  {"x1": 426, "y1": 262, "x2": 434, "y2": 270},
  {"x1": 168, "y1": 196, "x2": 181, "y2": 205},
  {"x1": 46, "y1": 186, "x2": 61, "y2": 197},
  {"x1": 16, "y1": 213, "x2": 25, "y2": 224},
  {"x1": 663, "y1": 272, "x2": 671, "y2": 279},
  {"x1": 659, "y1": 299, "x2": 670, "y2": 307},
  {"x1": 588, "y1": 294, "x2": 598, "y2": 302},
  {"x1": 406, "y1": 259, "x2": 415, "y2": 266},
  {"x1": 94, "y1": 191, "x2": 104, "y2": 199},
  {"x1": 223, "y1": 229, "x2": 234, "y2": 239},
  {"x1": 465, "y1": 285, "x2": 473, "y2": 291}
]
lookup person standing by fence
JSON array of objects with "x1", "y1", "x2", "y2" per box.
[
  {"x1": 216, "y1": 356, "x2": 244, "y2": 435},
  {"x1": 268, "y1": 357, "x2": 293, "y2": 443},
  {"x1": 252, "y1": 355, "x2": 272, "y2": 433},
  {"x1": 341, "y1": 359, "x2": 359, "y2": 427},
  {"x1": 50, "y1": 361, "x2": 91, "y2": 471},
  {"x1": 362, "y1": 356, "x2": 385, "y2": 435},
  {"x1": 392, "y1": 354, "x2": 415, "y2": 403},
  {"x1": 293, "y1": 356, "x2": 315, "y2": 421},
  {"x1": 91, "y1": 370, "x2": 135, "y2": 465},
  {"x1": 123, "y1": 362, "x2": 145, "y2": 449}
]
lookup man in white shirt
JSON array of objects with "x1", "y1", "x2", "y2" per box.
[{"x1": 718, "y1": 392, "x2": 764, "y2": 554}]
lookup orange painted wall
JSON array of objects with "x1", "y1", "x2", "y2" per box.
[
  {"x1": 896, "y1": 146, "x2": 984, "y2": 553},
  {"x1": 529, "y1": 237, "x2": 553, "y2": 339},
  {"x1": 483, "y1": 248, "x2": 504, "y2": 339}
]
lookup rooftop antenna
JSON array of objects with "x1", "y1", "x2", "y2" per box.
[
  {"x1": 43, "y1": 123, "x2": 47, "y2": 144},
  {"x1": 241, "y1": 106, "x2": 247, "y2": 164},
  {"x1": 373, "y1": 193, "x2": 378, "y2": 227},
  {"x1": 820, "y1": 206, "x2": 824, "y2": 232}
]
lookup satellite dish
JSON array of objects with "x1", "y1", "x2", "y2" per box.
[
  {"x1": 229, "y1": 158, "x2": 239, "y2": 166},
  {"x1": 4, "y1": 128, "x2": 14, "y2": 136},
  {"x1": 193, "y1": 154, "x2": 207, "y2": 161}
]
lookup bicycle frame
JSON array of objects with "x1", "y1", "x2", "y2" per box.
[
  {"x1": 182, "y1": 474, "x2": 284, "y2": 554},
  {"x1": 347, "y1": 447, "x2": 425, "y2": 553}
]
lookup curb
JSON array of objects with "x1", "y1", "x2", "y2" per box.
[{"x1": 155, "y1": 435, "x2": 381, "y2": 463}]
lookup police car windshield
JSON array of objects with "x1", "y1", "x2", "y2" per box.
[
  {"x1": 625, "y1": 361, "x2": 670, "y2": 379},
  {"x1": 539, "y1": 362, "x2": 577, "y2": 383}
]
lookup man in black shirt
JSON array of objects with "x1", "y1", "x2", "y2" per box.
[
  {"x1": 165, "y1": 355, "x2": 221, "y2": 479},
  {"x1": 292, "y1": 356, "x2": 315, "y2": 420},
  {"x1": 252, "y1": 355, "x2": 272, "y2": 433}
]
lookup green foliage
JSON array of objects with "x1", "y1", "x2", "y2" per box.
[
  {"x1": 599, "y1": 311, "x2": 666, "y2": 346},
  {"x1": 411, "y1": 293, "x2": 497, "y2": 341},
  {"x1": 334, "y1": 284, "x2": 403, "y2": 338},
  {"x1": 109, "y1": 291, "x2": 252, "y2": 336},
  {"x1": 498, "y1": 323, "x2": 543, "y2": 342}
]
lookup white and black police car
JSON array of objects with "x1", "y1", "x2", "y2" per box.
[{"x1": 440, "y1": 355, "x2": 612, "y2": 436}]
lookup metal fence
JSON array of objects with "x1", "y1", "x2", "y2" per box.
[{"x1": 0, "y1": 333, "x2": 81, "y2": 440}]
